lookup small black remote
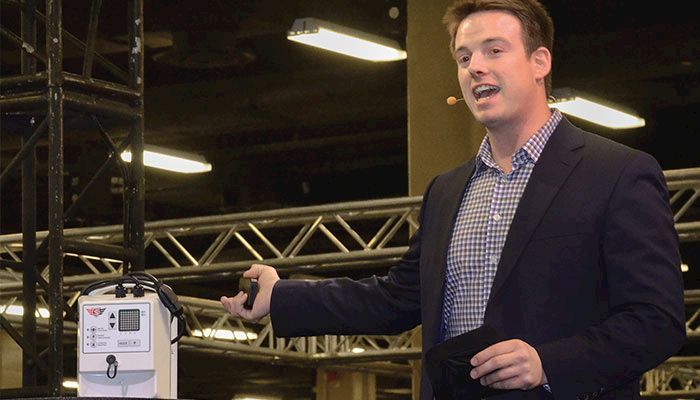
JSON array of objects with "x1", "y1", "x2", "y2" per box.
[{"x1": 238, "y1": 278, "x2": 258, "y2": 310}]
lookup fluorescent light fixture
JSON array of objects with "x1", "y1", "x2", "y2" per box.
[
  {"x1": 63, "y1": 380, "x2": 79, "y2": 389},
  {"x1": 192, "y1": 328, "x2": 258, "y2": 341},
  {"x1": 121, "y1": 144, "x2": 212, "y2": 174},
  {"x1": 351, "y1": 347, "x2": 366, "y2": 353},
  {"x1": 549, "y1": 88, "x2": 645, "y2": 129},
  {"x1": 287, "y1": 17, "x2": 407, "y2": 62},
  {"x1": 0, "y1": 305, "x2": 50, "y2": 318},
  {"x1": 233, "y1": 395, "x2": 281, "y2": 400}
]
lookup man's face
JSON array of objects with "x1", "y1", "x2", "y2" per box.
[{"x1": 453, "y1": 10, "x2": 544, "y2": 130}]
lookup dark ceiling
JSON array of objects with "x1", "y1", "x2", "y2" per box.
[
  {"x1": 1, "y1": 1, "x2": 700, "y2": 399},
  {"x1": 1, "y1": 0, "x2": 699, "y2": 229}
]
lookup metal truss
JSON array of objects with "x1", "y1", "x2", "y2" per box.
[
  {"x1": 686, "y1": 290, "x2": 700, "y2": 339},
  {"x1": 1, "y1": 168, "x2": 697, "y2": 291},
  {"x1": 665, "y1": 168, "x2": 700, "y2": 242},
  {"x1": 640, "y1": 357, "x2": 700, "y2": 398},
  {"x1": 0, "y1": 162, "x2": 699, "y2": 393},
  {"x1": 1, "y1": 0, "x2": 145, "y2": 394},
  {"x1": 0, "y1": 196, "x2": 421, "y2": 294}
]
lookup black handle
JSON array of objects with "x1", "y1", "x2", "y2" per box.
[{"x1": 238, "y1": 278, "x2": 258, "y2": 310}]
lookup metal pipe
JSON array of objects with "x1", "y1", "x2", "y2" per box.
[
  {"x1": 0, "y1": 25, "x2": 47, "y2": 64},
  {"x1": 0, "y1": 197, "x2": 424, "y2": 246},
  {"x1": 63, "y1": 72, "x2": 140, "y2": 99},
  {"x1": 82, "y1": 0, "x2": 102, "y2": 78},
  {"x1": 0, "y1": 71, "x2": 47, "y2": 89},
  {"x1": 0, "y1": 248, "x2": 409, "y2": 292},
  {"x1": 0, "y1": 92, "x2": 46, "y2": 111},
  {"x1": 0, "y1": 259, "x2": 23, "y2": 268},
  {"x1": 62, "y1": 142, "x2": 128, "y2": 222},
  {"x1": 0, "y1": 117, "x2": 47, "y2": 188},
  {"x1": 2, "y1": 0, "x2": 130, "y2": 83},
  {"x1": 641, "y1": 390, "x2": 700, "y2": 399},
  {"x1": 46, "y1": 0, "x2": 64, "y2": 393},
  {"x1": 63, "y1": 91, "x2": 140, "y2": 120},
  {"x1": 126, "y1": 0, "x2": 145, "y2": 272},
  {"x1": 0, "y1": 314, "x2": 48, "y2": 373},
  {"x1": 21, "y1": 115, "x2": 39, "y2": 386},
  {"x1": 63, "y1": 240, "x2": 140, "y2": 263},
  {"x1": 663, "y1": 168, "x2": 700, "y2": 180}
]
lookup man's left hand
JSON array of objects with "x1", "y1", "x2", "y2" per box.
[{"x1": 470, "y1": 339, "x2": 548, "y2": 390}]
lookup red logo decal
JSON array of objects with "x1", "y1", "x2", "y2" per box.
[{"x1": 86, "y1": 307, "x2": 106, "y2": 317}]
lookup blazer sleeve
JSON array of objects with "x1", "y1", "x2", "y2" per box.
[
  {"x1": 535, "y1": 152, "x2": 686, "y2": 398},
  {"x1": 269, "y1": 178, "x2": 437, "y2": 337}
]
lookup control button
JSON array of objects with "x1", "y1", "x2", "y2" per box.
[
  {"x1": 130, "y1": 339, "x2": 140, "y2": 346},
  {"x1": 109, "y1": 313, "x2": 116, "y2": 319},
  {"x1": 109, "y1": 322, "x2": 115, "y2": 329},
  {"x1": 118, "y1": 340, "x2": 129, "y2": 347}
]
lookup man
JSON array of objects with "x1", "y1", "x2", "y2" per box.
[{"x1": 221, "y1": 0, "x2": 686, "y2": 398}]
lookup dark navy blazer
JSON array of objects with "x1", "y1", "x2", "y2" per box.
[{"x1": 271, "y1": 118, "x2": 686, "y2": 399}]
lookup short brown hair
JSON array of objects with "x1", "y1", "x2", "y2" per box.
[{"x1": 443, "y1": 0, "x2": 554, "y2": 95}]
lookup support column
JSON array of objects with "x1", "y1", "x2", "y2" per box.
[
  {"x1": 21, "y1": 0, "x2": 39, "y2": 388},
  {"x1": 125, "y1": 0, "x2": 145, "y2": 272},
  {"x1": 407, "y1": 0, "x2": 482, "y2": 196},
  {"x1": 315, "y1": 367, "x2": 376, "y2": 400},
  {"x1": 46, "y1": 0, "x2": 64, "y2": 395},
  {"x1": 406, "y1": 0, "x2": 484, "y2": 398}
]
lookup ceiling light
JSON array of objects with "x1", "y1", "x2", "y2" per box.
[
  {"x1": 287, "y1": 17, "x2": 407, "y2": 62},
  {"x1": 63, "y1": 379, "x2": 79, "y2": 389},
  {"x1": 681, "y1": 263, "x2": 689, "y2": 272},
  {"x1": 549, "y1": 88, "x2": 645, "y2": 129},
  {"x1": 121, "y1": 145, "x2": 212, "y2": 174},
  {"x1": 191, "y1": 328, "x2": 258, "y2": 341},
  {"x1": 0, "y1": 305, "x2": 50, "y2": 318},
  {"x1": 233, "y1": 395, "x2": 281, "y2": 400},
  {"x1": 351, "y1": 347, "x2": 366, "y2": 353}
]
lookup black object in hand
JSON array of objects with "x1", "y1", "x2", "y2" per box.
[
  {"x1": 238, "y1": 278, "x2": 258, "y2": 310},
  {"x1": 425, "y1": 324, "x2": 512, "y2": 399}
]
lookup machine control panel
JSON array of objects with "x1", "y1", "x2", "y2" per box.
[{"x1": 81, "y1": 302, "x2": 151, "y2": 353}]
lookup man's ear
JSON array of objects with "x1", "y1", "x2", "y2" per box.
[{"x1": 532, "y1": 46, "x2": 552, "y2": 81}]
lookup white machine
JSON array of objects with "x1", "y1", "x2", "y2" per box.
[{"x1": 77, "y1": 273, "x2": 184, "y2": 398}]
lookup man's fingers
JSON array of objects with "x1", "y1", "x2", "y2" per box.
[
  {"x1": 220, "y1": 291, "x2": 248, "y2": 317},
  {"x1": 471, "y1": 340, "x2": 517, "y2": 366},
  {"x1": 243, "y1": 263, "x2": 267, "y2": 278},
  {"x1": 469, "y1": 339, "x2": 544, "y2": 390},
  {"x1": 470, "y1": 353, "x2": 511, "y2": 379},
  {"x1": 477, "y1": 364, "x2": 518, "y2": 386}
]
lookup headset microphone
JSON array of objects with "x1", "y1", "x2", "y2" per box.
[{"x1": 446, "y1": 96, "x2": 464, "y2": 105}]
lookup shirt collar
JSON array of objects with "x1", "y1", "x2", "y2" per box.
[{"x1": 475, "y1": 108, "x2": 563, "y2": 172}]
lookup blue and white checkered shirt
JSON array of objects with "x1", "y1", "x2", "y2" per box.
[{"x1": 442, "y1": 109, "x2": 563, "y2": 339}]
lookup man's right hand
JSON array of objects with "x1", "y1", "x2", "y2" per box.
[{"x1": 220, "y1": 263, "x2": 280, "y2": 322}]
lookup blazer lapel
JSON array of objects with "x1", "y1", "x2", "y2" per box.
[
  {"x1": 424, "y1": 159, "x2": 475, "y2": 344},
  {"x1": 487, "y1": 119, "x2": 585, "y2": 303}
]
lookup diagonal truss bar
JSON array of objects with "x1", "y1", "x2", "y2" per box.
[
  {"x1": 665, "y1": 168, "x2": 700, "y2": 227},
  {"x1": 0, "y1": 25, "x2": 47, "y2": 64},
  {"x1": 2, "y1": 0, "x2": 130, "y2": 83},
  {"x1": 0, "y1": 314, "x2": 49, "y2": 373},
  {"x1": 0, "y1": 117, "x2": 48, "y2": 187}
]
